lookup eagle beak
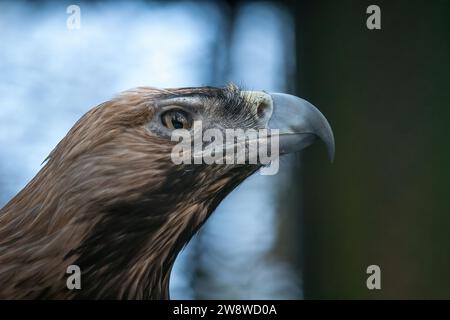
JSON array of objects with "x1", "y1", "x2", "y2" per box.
[{"x1": 268, "y1": 93, "x2": 335, "y2": 162}]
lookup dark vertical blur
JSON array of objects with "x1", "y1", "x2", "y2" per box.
[{"x1": 288, "y1": 0, "x2": 450, "y2": 298}]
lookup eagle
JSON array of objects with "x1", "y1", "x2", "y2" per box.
[{"x1": 0, "y1": 85, "x2": 334, "y2": 299}]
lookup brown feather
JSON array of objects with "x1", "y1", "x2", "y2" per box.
[{"x1": 0, "y1": 85, "x2": 260, "y2": 299}]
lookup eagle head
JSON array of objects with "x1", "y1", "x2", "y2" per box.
[{"x1": 0, "y1": 84, "x2": 334, "y2": 299}]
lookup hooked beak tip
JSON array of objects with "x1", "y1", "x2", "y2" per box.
[{"x1": 268, "y1": 92, "x2": 335, "y2": 162}]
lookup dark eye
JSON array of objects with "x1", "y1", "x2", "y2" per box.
[{"x1": 161, "y1": 109, "x2": 192, "y2": 130}]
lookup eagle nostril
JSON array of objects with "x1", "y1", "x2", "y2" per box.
[{"x1": 256, "y1": 101, "x2": 271, "y2": 120}]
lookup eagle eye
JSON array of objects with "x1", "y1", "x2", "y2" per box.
[{"x1": 161, "y1": 109, "x2": 192, "y2": 130}]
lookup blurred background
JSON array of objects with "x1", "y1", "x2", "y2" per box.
[{"x1": 0, "y1": 0, "x2": 449, "y2": 299}]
